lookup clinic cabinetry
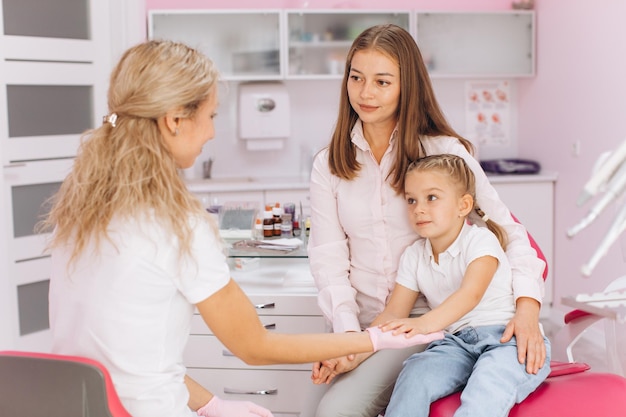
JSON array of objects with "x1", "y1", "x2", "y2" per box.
[
  {"x1": 148, "y1": 9, "x2": 534, "y2": 80},
  {"x1": 490, "y1": 173, "x2": 557, "y2": 307},
  {"x1": 184, "y1": 255, "x2": 328, "y2": 417},
  {"x1": 0, "y1": 0, "x2": 111, "y2": 350},
  {"x1": 415, "y1": 11, "x2": 535, "y2": 77}
]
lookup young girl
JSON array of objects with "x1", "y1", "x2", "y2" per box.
[{"x1": 381, "y1": 154, "x2": 551, "y2": 417}]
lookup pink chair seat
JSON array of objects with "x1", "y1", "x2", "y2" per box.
[
  {"x1": 0, "y1": 350, "x2": 131, "y2": 417},
  {"x1": 430, "y1": 368, "x2": 626, "y2": 416},
  {"x1": 429, "y1": 215, "x2": 626, "y2": 416}
]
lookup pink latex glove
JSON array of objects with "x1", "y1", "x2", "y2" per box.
[
  {"x1": 366, "y1": 326, "x2": 445, "y2": 351},
  {"x1": 196, "y1": 395, "x2": 274, "y2": 417}
]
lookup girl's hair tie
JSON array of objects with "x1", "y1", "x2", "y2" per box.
[{"x1": 475, "y1": 207, "x2": 489, "y2": 222}]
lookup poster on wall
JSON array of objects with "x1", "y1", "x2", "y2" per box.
[{"x1": 465, "y1": 80, "x2": 511, "y2": 146}]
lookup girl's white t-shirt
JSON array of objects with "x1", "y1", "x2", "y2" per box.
[{"x1": 49, "y1": 213, "x2": 230, "y2": 417}]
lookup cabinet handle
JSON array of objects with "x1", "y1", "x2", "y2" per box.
[
  {"x1": 224, "y1": 387, "x2": 278, "y2": 396},
  {"x1": 264, "y1": 323, "x2": 276, "y2": 330},
  {"x1": 3, "y1": 163, "x2": 26, "y2": 168},
  {"x1": 254, "y1": 302, "x2": 275, "y2": 309}
]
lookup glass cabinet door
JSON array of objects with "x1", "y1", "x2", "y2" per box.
[
  {"x1": 286, "y1": 11, "x2": 411, "y2": 79},
  {"x1": 3, "y1": 158, "x2": 72, "y2": 347},
  {"x1": 2, "y1": 76, "x2": 94, "y2": 163},
  {"x1": 4, "y1": 159, "x2": 71, "y2": 265},
  {"x1": 0, "y1": 0, "x2": 109, "y2": 165},
  {"x1": 149, "y1": 10, "x2": 282, "y2": 81},
  {"x1": 416, "y1": 11, "x2": 535, "y2": 77},
  {"x1": 2, "y1": 0, "x2": 89, "y2": 39}
]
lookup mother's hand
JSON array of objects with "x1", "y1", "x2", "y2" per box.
[
  {"x1": 311, "y1": 353, "x2": 370, "y2": 384},
  {"x1": 501, "y1": 297, "x2": 546, "y2": 374}
]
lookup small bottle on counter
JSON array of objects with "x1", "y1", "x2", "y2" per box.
[
  {"x1": 272, "y1": 203, "x2": 283, "y2": 237},
  {"x1": 281, "y1": 213, "x2": 293, "y2": 237},
  {"x1": 253, "y1": 216, "x2": 263, "y2": 240},
  {"x1": 263, "y1": 206, "x2": 274, "y2": 238},
  {"x1": 292, "y1": 216, "x2": 301, "y2": 237},
  {"x1": 305, "y1": 216, "x2": 311, "y2": 237},
  {"x1": 283, "y1": 202, "x2": 296, "y2": 217}
]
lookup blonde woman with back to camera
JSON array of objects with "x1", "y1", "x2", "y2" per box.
[
  {"x1": 41, "y1": 40, "x2": 438, "y2": 417},
  {"x1": 307, "y1": 24, "x2": 548, "y2": 417}
]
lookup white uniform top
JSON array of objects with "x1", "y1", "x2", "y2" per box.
[
  {"x1": 49, "y1": 212, "x2": 230, "y2": 417},
  {"x1": 396, "y1": 223, "x2": 516, "y2": 334}
]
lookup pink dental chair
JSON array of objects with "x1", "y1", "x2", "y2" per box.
[
  {"x1": 0, "y1": 350, "x2": 132, "y2": 417},
  {"x1": 429, "y1": 223, "x2": 626, "y2": 416}
]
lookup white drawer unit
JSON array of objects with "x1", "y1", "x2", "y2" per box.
[
  {"x1": 184, "y1": 257, "x2": 329, "y2": 417},
  {"x1": 187, "y1": 368, "x2": 328, "y2": 417}
]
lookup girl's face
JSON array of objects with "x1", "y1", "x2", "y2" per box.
[
  {"x1": 347, "y1": 49, "x2": 400, "y2": 129},
  {"x1": 166, "y1": 86, "x2": 218, "y2": 169},
  {"x1": 404, "y1": 169, "x2": 470, "y2": 250}
]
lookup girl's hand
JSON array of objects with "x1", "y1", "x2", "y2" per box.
[{"x1": 380, "y1": 318, "x2": 425, "y2": 337}]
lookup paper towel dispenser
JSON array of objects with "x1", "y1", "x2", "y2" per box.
[{"x1": 238, "y1": 82, "x2": 290, "y2": 150}]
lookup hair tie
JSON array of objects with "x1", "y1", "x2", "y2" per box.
[
  {"x1": 103, "y1": 113, "x2": 118, "y2": 127},
  {"x1": 475, "y1": 207, "x2": 489, "y2": 222}
]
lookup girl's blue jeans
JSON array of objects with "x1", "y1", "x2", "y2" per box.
[{"x1": 385, "y1": 325, "x2": 551, "y2": 417}]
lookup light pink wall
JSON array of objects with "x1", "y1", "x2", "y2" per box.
[
  {"x1": 146, "y1": 0, "x2": 512, "y2": 11},
  {"x1": 517, "y1": 0, "x2": 626, "y2": 308}
]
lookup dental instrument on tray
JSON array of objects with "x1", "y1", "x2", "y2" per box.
[
  {"x1": 569, "y1": 138, "x2": 626, "y2": 276},
  {"x1": 575, "y1": 288, "x2": 626, "y2": 306}
]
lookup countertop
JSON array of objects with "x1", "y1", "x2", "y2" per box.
[
  {"x1": 185, "y1": 172, "x2": 558, "y2": 193},
  {"x1": 185, "y1": 176, "x2": 310, "y2": 193},
  {"x1": 486, "y1": 171, "x2": 558, "y2": 184}
]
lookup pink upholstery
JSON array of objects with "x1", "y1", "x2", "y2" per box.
[
  {"x1": 0, "y1": 350, "x2": 131, "y2": 417},
  {"x1": 429, "y1": 214, "x2": 626, "y2": 416},
  {"x1": 430, "y1": 371, "x2": 626, "y2": 417}
]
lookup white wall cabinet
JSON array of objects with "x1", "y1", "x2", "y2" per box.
[
  {"x1": 148, "y1": 9, "x2": 534, "y2": 80},
  {"x1": 490, "y1": 173, "x2": 557, "y2": 308},
  {"x1": 149, "y1": 10, "x2": 283, "y2": 81},
  {"x1": 285, "y1": 10, "x2": 411, "y2": 79},
  {"x1": 416, "y1": 11, "x2": 535, "y2": 77},
  {"x1": 0, "y1": 0, "x2": 111, "y2": 350}
]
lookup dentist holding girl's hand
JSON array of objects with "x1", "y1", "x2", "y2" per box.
[
  {"x1": 308, "y1": 24, "x2": 547, "y2": 417},
  {"x1": 43, "y1": 39, "x2": 435, "y2": 417}
]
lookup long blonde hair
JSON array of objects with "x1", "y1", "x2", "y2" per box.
[
  {"x1": 406, "y1": 154, "x2": 508, "y2": 249},
  {"x1": 39, "y1": 40, "x2": 219, "y2": 265},
  {"x1": 328, "y1": 24, "x2": 474, "y2": 194}
]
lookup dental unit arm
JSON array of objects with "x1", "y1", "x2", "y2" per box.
[{"x1": 568, "y1": 138, "x2": 626, "y2": 276}]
